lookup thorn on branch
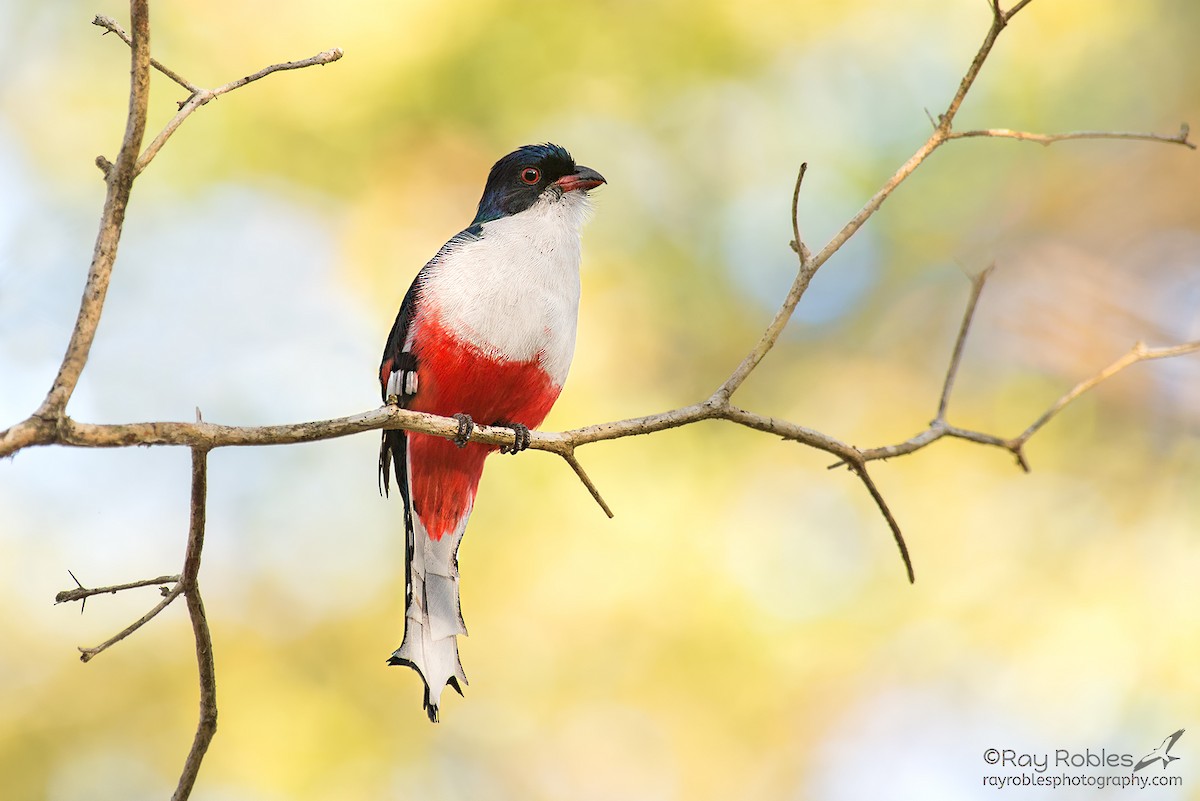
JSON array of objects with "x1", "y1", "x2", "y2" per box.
[{"x1": 64, "y1": 569, "x2": 87, "y2": 614}]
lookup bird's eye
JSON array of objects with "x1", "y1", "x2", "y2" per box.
[{"x1": 520, "y1": 167, "x2": 541, "y2": 185}]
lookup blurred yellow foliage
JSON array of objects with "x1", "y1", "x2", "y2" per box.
[{"x1": 1, "y1": 0, "x2": 1199, "y2": 799}]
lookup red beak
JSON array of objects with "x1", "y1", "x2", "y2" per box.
[{"x1": 553, "y1": 165, "x2": 606, "y2": 193}]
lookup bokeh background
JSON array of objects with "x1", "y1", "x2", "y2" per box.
[{"x1": 2, "y1": 1, "x2": 1199, "y2": 799}]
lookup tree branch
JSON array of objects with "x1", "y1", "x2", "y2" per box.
[
  {"x1": 34, "y1": 0, "x2": 151, "y2": 423},
  {"x1": 561, "y1": 452, "x2": 615, "y2": 518},
  {"x1": 0, "y1": 5, "x2": 344, "y2": 460},
  {"x1": 172, "y1": 448, "x2": 217, "y2": 801},
  {"x1": 55, "y1": 572, "x2": 180, "y2": 605},
  {"x1": 846, "y1": 461, "x2": 914, "y2": 584},
  {"x1": 1013, "y1": 340, "x2": 1200, "y2": 446},
  {"x1": 713, "y1": 1, "x2": 1036, "y2": 407},
  {"x1": 852, "y1": 273, "x2": 1200, "y2": 472},
  {"x1": 135, "y1": 46, "x2": 344, "y2": 175},
  {"x1": 2, "y1": 0, "x2": 1189, "y2": 583},
  {"x1": 77, "y1": 583, "x2": 184, "y2": 663},
  {"x1": 93, "y1": 14, "x2": 198, "y2": 93},
  {"x1": 947, "y1": 124, "x2": 1195, "y2": 150},
  {"x1": 716, "y1": 164, "x2": 812, "y2": 400},
  {"x1": 936, "y1": 264, "x2": 994, "y2": 421}
]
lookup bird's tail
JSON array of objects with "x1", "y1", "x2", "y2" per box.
[{"x1": 387, "y1": 507, "x2": 470, "y2": 722}]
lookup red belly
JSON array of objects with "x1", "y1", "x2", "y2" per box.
[{"x1": 407, "y1": 314, "x2": 562, "y2": 540}]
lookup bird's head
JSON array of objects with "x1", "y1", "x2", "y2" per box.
[{"x1": 471, "y1": 143, "x2": 606, "y2": 226}]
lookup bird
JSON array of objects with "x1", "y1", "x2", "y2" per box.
[
  {"x1": 377, "y1": 143, "x2": 605, "y2": 722},
  {"x1": 1133, "y1": 728, "x2": 1184, "y2": 772}
]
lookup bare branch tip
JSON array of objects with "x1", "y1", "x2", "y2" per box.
[
  {"x1": 1177, "y1": 122, "x2": 1194, "y2": 149},
  {"x1": 563, "y1": 451, "x2": 614, "y2": 518},
  {"x1": 790, "y1": 162, "x2": 811, "y2": 267},
  {"x1": 92, "y1": 15, "x2": 121, "y2": 33},
  {"x1": 844, "y1": 459, "x2": 915, "y2": 584}
]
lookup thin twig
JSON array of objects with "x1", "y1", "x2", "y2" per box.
[
  {"x1": 716, "y1": 163, "x2": 813, "y2": 400},
  {"x1": 855, "y1": 335, "x2": 1200, "y2": 469},
  {"x1": 1014, "y1": 340, "x2": 1200, "y2": 446},
  {"x1": 941, "y1": 8, "x2": 1008, "y2": 130},
  {"x1": 855, "y1": 422, "x2": 1005, "y2": 463},
  {"x1": 135, "y1": 47, "x2": 344, "y2": 175},
  {"x1": 78, "y1": 584, "x2": 185, "y2": 663},
  {"x1": 947, "y1": 125, "x2": 1195, "y2": 150},
  {"x1": 846, "y1": 460, "x2": 915, "y2": 583},
  {"x1": 1004, "y1": 0, "x2": 1036, "y2": 21},
  {"x1": 172, "y1": 448, "x2": 217, "y2": 801},
  {"x1": 55, "y1": 573, "x2": 180, "y2": 604},
  {"x1": 789, "y1": 162, "x2": 812, "y2": 265},
  {"x1": 93, "y1": 14, "x2": 198, "y2": 93},
  {"x1": 716, "y1": 2, "x2": 1023, "y2": 408},
  {"x1": 562, "y1": 452, "x2": 614, "y2": 518},
  {"x1": 936, "y1": 264, "x2": 994, "y2": 421}
]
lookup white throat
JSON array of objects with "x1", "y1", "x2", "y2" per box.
[{"x1": 419, "y1": 190, "x2": 593, "y2": 387}]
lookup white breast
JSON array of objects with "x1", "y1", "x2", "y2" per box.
[{"x1": 418, "y1": 190, "x2": 593, "y2": 387}]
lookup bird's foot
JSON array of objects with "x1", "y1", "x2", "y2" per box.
[
  {"x1": 498, "y1": 422, "x2": 531, "y2": 455},
  {"x1": 451, "y1": 413, "x2": 474, "y2": 448}
]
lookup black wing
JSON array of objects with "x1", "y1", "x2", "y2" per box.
[
  {"x1": 379, "y1": 275, "x2": 420, "y2": 498},
  {"x1": 377, "y1": 226, "x2": 481, "y2": 495}
]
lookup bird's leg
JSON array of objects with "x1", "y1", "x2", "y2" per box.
[
  {"x1": 498, "y1": 422, "x2": 531, "y2": 455},
  {"x1": 451, "y1": 413, "x2": 475, "y2": 448}
]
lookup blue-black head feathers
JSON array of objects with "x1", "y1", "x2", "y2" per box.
[{"x1": 471, "y1": 143, "x2": 605, "y2": 226}]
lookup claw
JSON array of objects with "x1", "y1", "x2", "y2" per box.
[
  {"x1": 452, "y1": 413, "x2": 474, "y2": 448},
  {"x1": 499, "y1": 422, "x2": 531, "y2": 455}
]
